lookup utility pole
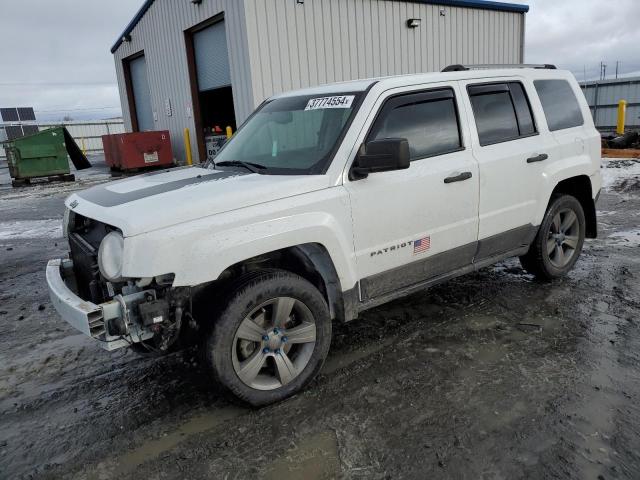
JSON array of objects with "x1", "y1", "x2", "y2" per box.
[
  {"x1": 601, "y1": 62, "x2": 607, "y2": 81},
  {"x1": 615, "y1": 60, "x2": 620, "y2": 79}
]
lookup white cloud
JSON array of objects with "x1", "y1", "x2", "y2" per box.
[{"x1": 0, "y1": 0, "x2": 638, "y2": 121}]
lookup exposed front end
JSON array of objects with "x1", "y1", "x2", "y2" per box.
[{"x1": 46, "y1": 210, "x2": 188, "y2": 352}]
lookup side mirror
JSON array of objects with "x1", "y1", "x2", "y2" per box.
[{"x1": 351, "y1": 138, "x2": 410, "y2": 180}]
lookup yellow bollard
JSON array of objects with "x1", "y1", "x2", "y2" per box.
[
  {"x1": 226, "y1": 126, "x2": 233, "y2": 139},
  {"x1": 616, "y1": 100, "x2": 627, "y2": 135},
  {"x1": 184, "y1": 128, "x2": 193, "y2": 166}
]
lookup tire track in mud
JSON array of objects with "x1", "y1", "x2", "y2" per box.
[{"x1": 3, "y1": 166, "x2": 640, "y2": 479}]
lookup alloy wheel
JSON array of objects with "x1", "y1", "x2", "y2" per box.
[
  {"x1": 231, "y1": 297, "x2": 317, "y2": 391},
  {"x1": 546, "y1": 208, "x2": 580, "y2": 268}
]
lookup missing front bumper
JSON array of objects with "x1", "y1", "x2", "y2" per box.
[{"x1": 46, "y1": 258, "x2": 155, "y2": 351}]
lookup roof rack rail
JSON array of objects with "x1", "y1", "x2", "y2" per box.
[{"x1": 442, "y1": 64, "x2": 557, "y2": 72}]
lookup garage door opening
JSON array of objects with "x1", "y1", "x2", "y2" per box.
[
  {"x1": 199, "y1": 85, "x2": 236, "y2": 159},
  {"x1": 186, "y1": 17, "x2": 236, "y2": 163}
]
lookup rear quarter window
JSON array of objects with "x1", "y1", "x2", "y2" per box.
[{"x1": 534, "y1": 79, "x2": 584, "y2": 131}]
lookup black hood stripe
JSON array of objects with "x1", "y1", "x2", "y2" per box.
[{"x1": 77, "y1": 170, "x2": 249, "y2": 207}]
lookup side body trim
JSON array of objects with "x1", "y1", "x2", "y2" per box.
[
  {"x1": 350, "y1": 224, "x2": 538, "y2": 318},
  {"x1": 361, "y1": 242, "x2": 477, "y2": 300}
]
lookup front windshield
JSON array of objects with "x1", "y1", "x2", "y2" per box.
[{"x1": 211, "y1": 92, "x2": 362, "y2": 174}]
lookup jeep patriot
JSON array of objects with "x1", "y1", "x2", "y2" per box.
[{"x1": 47, "y1": 65, "x2": 601, "y2": 405}]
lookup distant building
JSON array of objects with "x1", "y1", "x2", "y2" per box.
[
  {"x1": 111, "y1": 0, "x2": 529, "y2": 162},
  {"x1": 581, "y1": 76, "x2": 640, "y2": 132}
]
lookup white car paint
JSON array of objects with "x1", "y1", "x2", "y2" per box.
[{"x1": 61, "y1": 67, "x2": 601, "y2": 299}]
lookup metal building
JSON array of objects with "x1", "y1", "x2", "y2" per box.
[
  {"x1": 111, "y1": 0, "x2": 529, "y2": 162},
  {"x1": 581, "y1": 77, "x2": 640, "y2": 132}
]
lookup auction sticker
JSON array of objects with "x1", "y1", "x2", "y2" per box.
[{"x1": 305, "y1": 95, "x2": 355, "y2": 111}]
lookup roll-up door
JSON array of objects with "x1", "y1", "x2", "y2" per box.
[
  {"x1": 129, "y1": 55, "x2": 154, "y2": 132},
  {"x1": 193, "y1": 21, "x2": 231, "y2": 92}
]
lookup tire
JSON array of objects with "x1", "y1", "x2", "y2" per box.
[
  {"x1": 204, "y1": 269, "x2": 332, "y2": 407},
  {"x1": 520, "y1": 194, "x2": 586, "y2": 281}
]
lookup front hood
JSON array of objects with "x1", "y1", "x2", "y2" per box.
[{"x1": 66, "y1": 166, "x2": 331, "y2": 236}]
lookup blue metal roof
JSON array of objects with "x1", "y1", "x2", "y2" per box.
[{"x1": 111, "y1": 0, "x2": 529, "y2": 54}]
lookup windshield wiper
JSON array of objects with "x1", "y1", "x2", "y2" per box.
[{"x1": 216, "y1": 160, "x2": 267, "y2": 174}]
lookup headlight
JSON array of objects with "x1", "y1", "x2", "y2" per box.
[
  {"x1": 62, "y1": 208, "x2": 71, "y2": 239},
  {"x1": 98, "y1": 231, "x2": 125, "y2": 281}
]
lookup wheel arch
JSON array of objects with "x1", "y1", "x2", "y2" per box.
[
  {"x1": 204, "y1": 243, "x2": 355, "y2": 323},
  {"x1": 549, "y1": 175, "x2": 597, "y2": 238}
]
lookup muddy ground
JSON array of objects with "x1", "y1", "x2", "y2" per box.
[{"x1": 1, "y1": 158, "x2": 640, "y2": 479}]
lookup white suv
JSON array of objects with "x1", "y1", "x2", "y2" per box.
[{"x1": 47, "y1": 65, "x2": 601, "y2": 405}]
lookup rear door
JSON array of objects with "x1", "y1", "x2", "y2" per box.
[
  {"x1": 459, "y1": 78, "x2": 555, "y2": 260},
  {"x1": 344, "y1": 83, "x2": 479, "y2": 301}
]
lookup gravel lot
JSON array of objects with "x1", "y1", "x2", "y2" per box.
[{"x1": 1, "y1": 158, "x2": 640, "y2": 479}]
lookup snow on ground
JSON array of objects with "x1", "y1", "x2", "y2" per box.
[
  {"x1": 0, "y1": 219, "x2": 63, "y2": 240},
  {"x1": 607, "y1": 228, "x2": 640, "y2": 247},
  {"x1": 0, "y1": 176, "x2": 109, "y2": 202},
  {"x1": 602, "y1": 158, "x2": 640, "y2": 190}
]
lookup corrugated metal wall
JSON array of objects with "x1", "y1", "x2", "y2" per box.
[
  {"x1": 113, "y1": 0, "x2": 524, "y2": 162},
  {"x1": 243, "y1": 0, "x2": 524, "y2": 103},
  {"x1": 582, "y1": 77, "x2": 640, "y2": 130},
  {"x1": 113, "y1": 0, "x2": 253, "y2": 162}
]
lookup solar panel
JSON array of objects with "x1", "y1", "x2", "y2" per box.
[
  {"x1": 5, "y1": 126, "x2": 24, "y2": 140},
  {"x1": 1, "y1": 108, "x2": 19, "y2": 122},
  {"x1": 17, "y1": 107, "x2": 36, "y2": 121},
  {"x1": 22, "y1": 125, "x2": 39, "y2": 136}
]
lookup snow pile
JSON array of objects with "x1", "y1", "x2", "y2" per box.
[
  {"x1": 601, "y1": 159, "x2": 640, "y2": 191},
  {"x1": 0, "y1": 219, "x2": 63, "y2": 240}
]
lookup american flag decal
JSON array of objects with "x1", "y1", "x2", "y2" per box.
[{"x1": 413, "y1": 236, "x2": 431, "y2": 255}]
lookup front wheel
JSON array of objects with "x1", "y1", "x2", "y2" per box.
[
  {"x1": 204, "y1": 270, "x2": 332, "y2": 407},
  {"x1": 520, "y1": 194, "x2": 586, "y2": 280}
]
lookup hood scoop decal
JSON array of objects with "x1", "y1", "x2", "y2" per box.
[{"x1": 78, "y1": 170, "x2": 248, "y2": 207}]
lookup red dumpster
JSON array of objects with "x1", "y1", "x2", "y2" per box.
[{"x1": 102, "y1": 131, "x2": 174, "y2": 171}]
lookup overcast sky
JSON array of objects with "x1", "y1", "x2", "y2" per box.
[{"x1": 0, "y1": 0, "x2": 638, "y2": 121}]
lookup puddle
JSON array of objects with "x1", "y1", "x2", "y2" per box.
[
  {"x1": 101, "y1": 406, "x2": 245, "y2": 478},
  {"x1": 264, "y1": 430, "x2": 340, "y2": 480}
]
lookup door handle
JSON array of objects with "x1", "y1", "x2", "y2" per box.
[
  {"x1": 526, "y1": 153, "x2": 548, "y2": 163},
  {"x1": 444, "y1": 171, "x2": 472, "y2": 184}
]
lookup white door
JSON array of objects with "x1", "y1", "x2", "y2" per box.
[
  {"x1": 344, "y1": 84, "x2": 479, "y2": 301},
  {"x1": 459, "y1": 78, "x2": 556, "y2": 259}
]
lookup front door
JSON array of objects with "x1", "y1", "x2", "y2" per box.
[{"x1": 344, "y1": 83, "x2": 479, "y2": 301}]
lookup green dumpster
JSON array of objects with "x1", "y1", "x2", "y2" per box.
[{"x1": 4, "y1": 126, "x2": 91, "y2": 187}]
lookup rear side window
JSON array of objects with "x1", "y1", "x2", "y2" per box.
[
  {"x1": 468, "y1": 82, "x2": 537, "y2": 146},
  {"x1": 534, "y1": 79, "x2": 584, "y2": 131},
  {"x1": 369, "y1": 88, "x2": 462, "y2": 161}
]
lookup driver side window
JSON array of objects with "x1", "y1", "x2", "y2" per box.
[{"x1": 368, "y1": 88, "x2": 463, "y2": 161}]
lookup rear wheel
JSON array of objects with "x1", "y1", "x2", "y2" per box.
[
  {"x1": 520, "y1": 194, "x2": 586, "y2": 280},
  {"x1": 205, "y1": 270, "x2": 332, "y2": 406}
]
